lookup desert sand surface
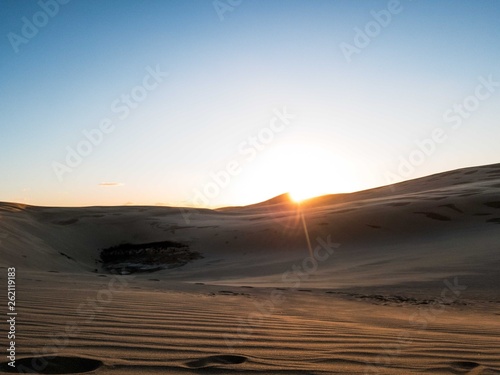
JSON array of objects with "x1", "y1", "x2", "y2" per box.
[{"x1": 0, "y1": 163, "x2": 499, "y2": 374}]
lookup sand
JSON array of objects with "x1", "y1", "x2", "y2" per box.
[{"x1": 0, "y1": 163, "x2": 499, "y2": 374}]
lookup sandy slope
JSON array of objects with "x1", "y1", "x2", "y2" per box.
[{"x1": 0, "y1": 163, "x2": 499, "y2": 374}]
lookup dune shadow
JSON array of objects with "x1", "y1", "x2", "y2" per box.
[
  {"x1": 484, "y1": 201, "x2": 500, "y2": 209},
  {"x1": 486, "y1": 218, "x2": 500, "y2": 224}
]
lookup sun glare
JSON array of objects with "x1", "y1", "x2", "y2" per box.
[
  {"x1": 266, "y1": 141, "x2": 360, "y2": 204},
  {"x1": 236, "y1": 138, "x2": 363, "y2": 206}
]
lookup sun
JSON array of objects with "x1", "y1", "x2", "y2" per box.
[
  {"x1": 288, "y1": 190, "x2": 314, "y2": 203},
  {"x1": 234, "y1": 137, "x2": 362, "y2": 206},
  {"x1": 264, "y1": 141, "x2": 360, "y2": 202}
]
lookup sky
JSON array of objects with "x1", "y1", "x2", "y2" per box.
[{"x1": 1, "y1": 0, "x2": 499, "y2": 207}]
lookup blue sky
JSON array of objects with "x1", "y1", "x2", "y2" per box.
[{"x1": 1, "y1": 0, "x2": 499, "y2": 207}]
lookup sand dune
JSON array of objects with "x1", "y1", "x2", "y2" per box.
[{"x1": 1, "y1": 163, "x2": 500, "y2": 374}]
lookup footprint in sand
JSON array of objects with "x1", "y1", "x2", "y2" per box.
[
  {"x1": 449, "y1": 360, "x2": 482, "y2": 373},
  {"x1": 0, "y1": 356, "x2": 103, "y2": 374},
  {"x1": 185, "y1": 355, "x2": 247, "y2": 369}
]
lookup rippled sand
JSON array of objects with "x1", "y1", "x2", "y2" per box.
[{"x1": 1, "y1": 163, "x2": 500, "y2": 374}]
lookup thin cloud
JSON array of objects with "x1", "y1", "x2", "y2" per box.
[{"x1": 98, "y1": 182, "x2": 124, "y2": 187}]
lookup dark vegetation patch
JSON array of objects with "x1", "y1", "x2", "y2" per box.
[
  {"x1": 413, "y1": 212, "x2": 451, "y2": 221},
  {"x1": 486, "y1": 218, "x2": 500, "y2": 224},
  {"x1": 217, "y1": 290, "x2": 248, "y2": 296},
  {"x1": 325, "y1": 291, "x2": 467, "y2": 306},
  {"x1": 464, "y1": 170, "x2": 478, "y2": 175},
  {"x1": 367, "y1": 224, "x2": 381, "y2": 229},
  {"x1": 99, "y1": 240, "x2": 202, "y2": 275}
]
